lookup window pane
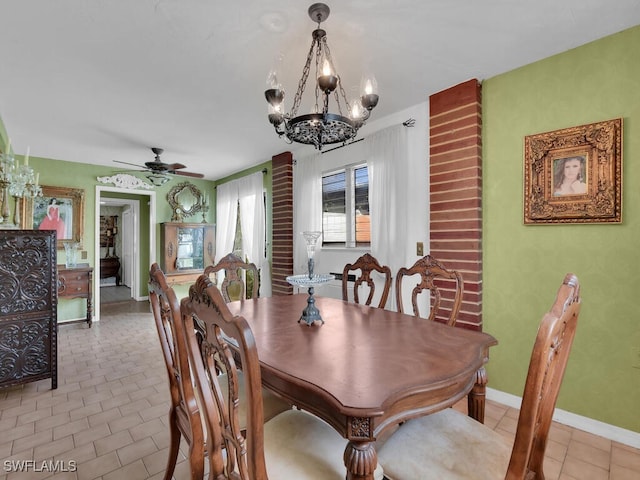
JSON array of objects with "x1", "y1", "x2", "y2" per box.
[
  {"x1": 354, "y1": 166, "x2": 370, "y2": 246},
  {"x1": 322, "y1": 171, "x2": 346, "y2": 243}
]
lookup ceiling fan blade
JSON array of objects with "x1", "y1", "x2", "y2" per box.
[
  {"x1": 114, "y1": 159, "x2": 145, "y2": 168},
  {"x1": 175, "y1": 170, "x2": 205, "y2": 178},
  {"x1": 165, "y1": 163, "x2": 187, "y2": 170}
]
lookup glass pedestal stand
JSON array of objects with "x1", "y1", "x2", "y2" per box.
[
  {"x1": 286, "y1": 269, "x2": 334, "y2": 326},
  {"x1": 287, "y1": 231, "x2": 333, "y2": 326}
]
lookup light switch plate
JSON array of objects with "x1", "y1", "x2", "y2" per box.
[{"x1": 416, "y1": 242, "x2": 424, "y2": 256}]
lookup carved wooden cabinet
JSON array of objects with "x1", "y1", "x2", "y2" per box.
[
  {"x1": 0, "y1": 230, "x2": 57, "y2": 389},
  {"x1": 58, "y1": 264, "x2": 93, "y2": 327},
  {"x1": 160, "y1": 222, "x2": 215, "y2": 285}
]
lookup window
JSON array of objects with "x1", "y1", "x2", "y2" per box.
[{"x1": 322, "y1": 164, "x2": 370, "y2": 247}]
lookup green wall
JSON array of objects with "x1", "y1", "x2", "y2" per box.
[
  {"x1": 0, "y1": 150, "x2": 215, "y2": 320},
  {"x1": 483, "y1": 25, "x2": 640, "y2": 432}
]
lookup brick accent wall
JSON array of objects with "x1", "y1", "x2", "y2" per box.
[
  {"x1": 271, "y1": 152, "x2": 294, "y2": 295},
  {"x1": 429, "y1": 79, "x2": 483, "y2": 331}
]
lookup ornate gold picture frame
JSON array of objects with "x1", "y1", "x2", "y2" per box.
[
  {"x1": 524, "y1": 118, "x2": 622, "y2": 224},
  {"x1": 21, "y1": 185, "x2": 85, "y2": 249}
]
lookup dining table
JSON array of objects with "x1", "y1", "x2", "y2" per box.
[{"x1": 227, "y1": 293, "x2": 498, "y2": 480}]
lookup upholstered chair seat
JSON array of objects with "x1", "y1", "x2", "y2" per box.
[
  {"x1": 264, "y1": 410, "x2": 384, "y2": 479},
  {"x1": 378, "y1": 408, "x2": 511, "y2": 480}
]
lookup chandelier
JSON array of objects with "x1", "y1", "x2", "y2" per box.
[
  {"x1": 0, "y1": 142, "x2": 42, "y2": 229},
  {"x1": 264, "y1": 3, "x2": 379, "y2": 150}
]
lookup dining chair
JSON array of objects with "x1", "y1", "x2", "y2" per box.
[
  {"x1": 181, "y1": 274, "x2": 385, "y2": 480},
  {"x1": 378, "y1": 273, "x2": 581, "y2": 480},
  {"x1": 204, "y1": 252, "x2": 259, "y2": 302},
  {"x1": 342, "y1": 253, "x2": 392, "y2": 308},
  {"x1": 395, "y1": 255, "x2": 464, "y2": 325},
  {"x1": 149, "y1": 264, "x2": 289, "y2": 480},
  {"x1": 149, "y1": 263, "x2": 205, "y2": 480}
]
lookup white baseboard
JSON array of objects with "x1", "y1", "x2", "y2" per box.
[{"x1": 487, "y1": 388, "x2": 640, "y2": 449}]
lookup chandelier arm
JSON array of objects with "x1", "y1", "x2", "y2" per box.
[{"x1": 291, "y1": 36, "x2": 318, "y2": 117}]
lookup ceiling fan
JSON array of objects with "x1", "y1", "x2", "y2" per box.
[{"x1": 114, "y1": 147, "x2": 204, "y2": 180}]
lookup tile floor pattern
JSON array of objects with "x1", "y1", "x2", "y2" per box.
[{"x1": 1, "y1": 301, "x2": 639, "y2": 480}]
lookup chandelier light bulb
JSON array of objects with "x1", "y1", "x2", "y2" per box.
[
  {"x1": 364, "y1": 79, "x2": 373, "y2": 95},
  {"x1": 321, "y1": 59, "x2": 332, "y2": 76},
  {"x1": 360, "y1": 74, "x2": 379, "y2": 111},
  {"x1": 266, "y1": 69, "x2": 281, "y2": 90},
  {"x1": 317, "y1": 56, "x2": 338, "y2": 93}
]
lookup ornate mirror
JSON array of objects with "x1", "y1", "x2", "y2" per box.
[{"x1": 167, "y1": 182, "x2": 204, "y2": 221}]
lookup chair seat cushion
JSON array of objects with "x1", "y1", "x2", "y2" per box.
[
  {"x1": 264, "y1": 410, "x2": 385, "y2": 480},
  {"x1": 378, "y1": 408, "x2": 511, "y2": 480}
]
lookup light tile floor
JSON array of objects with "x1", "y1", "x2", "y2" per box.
[{"x1": 1, "y1": 301, "x2": 639, "y2": 480}]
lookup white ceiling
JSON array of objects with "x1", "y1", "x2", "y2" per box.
[{"x1": 2, "y1": 1, "x2": 639, "y2": 181}]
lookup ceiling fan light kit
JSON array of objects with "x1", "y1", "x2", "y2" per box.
[
  {"x1": 264, "y1": 3, "x2": 379, "y2": 150},
  {"x1": 146, "y1": 173, "x2": 171, "y2": 186}
]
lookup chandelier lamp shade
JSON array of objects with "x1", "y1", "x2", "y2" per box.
[{"x1": 264, "y1": 3, "x2": 379, "y2": 150}]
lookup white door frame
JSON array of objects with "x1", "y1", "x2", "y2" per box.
[
  {"x1": 121, "y1": 205, "x2": 135, "y2": 287},
  {"x1": 95, "y1": 186, "x2": 156, "y2": 322}
]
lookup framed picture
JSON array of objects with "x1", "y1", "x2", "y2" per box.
[
  {"x1": 21, "y1": 186, "x2": 85, "y2": 249},
  {"x1": 99, "y1": 215, "x2": 118, "y2": 247},
  {"x1": 524, "y1": 118, "x2": 622, "y2": 224}
]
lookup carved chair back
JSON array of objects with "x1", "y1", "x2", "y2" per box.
[
  {"x1": 148, "y1": 263, "x2": 204, "y2": 480},
  {"x1": 506, "y1": 273, "x2": 581, "y2": 478},
  {"x1": 181, "y1": 274, "x2": 270, "y2": 480},
  {"x1": 342, "y1": 253, "x2": 392, "y2": 309},
  {"x1": 378, "y1": 274, "x2": 581, "y2": 479},
  {"x1": 204, "y1": 252, "x2": 259, "y2": 302},
  {"x1": 395, "y1": 255, "x2": 464, "y2": 325}
]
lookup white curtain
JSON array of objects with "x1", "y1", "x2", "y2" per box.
[
  {"x1": 366, "y1": 124, "x2": 409, "y2": 310},
  {"x1": 238, "y1": 172, "x2": 271, "y2": 297},
  {"x1": 215, "y1": 180, "x2": 238, "y2": 261},
  {"x1": 293, "y1": 153, "x2": 323, "y2": 275}
]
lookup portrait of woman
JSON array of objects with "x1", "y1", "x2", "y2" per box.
[
  {"x1": 553, "y1": 156, "x2": 587, "y2": 196},
  {"x1": 38, "y1": 198, "x2": 67, "y2": 238}
]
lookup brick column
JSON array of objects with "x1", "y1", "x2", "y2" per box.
[
  {"x1": 271, "y1": 152, "x2": 294, "y2": 295},
  {"x1": 429, "y1": 79, "x2": 483, "y2": 331}
]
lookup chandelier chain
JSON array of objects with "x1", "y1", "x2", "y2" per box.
[{"x1": 291, "y1": 37, "x2": 317, "y2": 118}]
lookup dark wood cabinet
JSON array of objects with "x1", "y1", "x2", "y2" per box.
[
  {"x1": 0, "y1": 230, "x2": 58, "y2": 390},
  {"x1": 100, "y1": 257, "x2": 121, "y2": 285},
  {"x1": 58, "y1": 264, "x2": 93, "y2": 327},
  {"x1": 160, "y1": 222, "x2": 215, "y2": 285}
]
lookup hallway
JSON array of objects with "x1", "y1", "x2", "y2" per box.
[{"x1": 99, "y1": 286, "x2": 132, "y2": 305}]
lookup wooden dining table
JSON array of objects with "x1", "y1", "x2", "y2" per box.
[{"x1": 227, "y1": 293, "x2": 498, "y2": 480}]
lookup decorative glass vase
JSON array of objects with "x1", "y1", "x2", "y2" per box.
[{"x1": 64, "y1": 241, "x2": 79, "y2": 268}]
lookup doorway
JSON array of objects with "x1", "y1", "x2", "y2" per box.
[
  {"x1": 99, "y1": 199, "x2": 135, "y2": 305},
  {"x1": 94, "y1": 186, "x2": 156, "y2": 322}
]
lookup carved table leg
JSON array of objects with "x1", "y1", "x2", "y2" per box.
[
  {"x1": 344, "y1": 441, "x2": 377, "y2": 480},
  {"x1": 468, "y1": 366, "x2": 487, "y2": 423}
]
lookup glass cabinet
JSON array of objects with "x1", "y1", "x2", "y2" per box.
[{"x1": 160, "y1": 222, "x2": 215, "y2": 285}]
